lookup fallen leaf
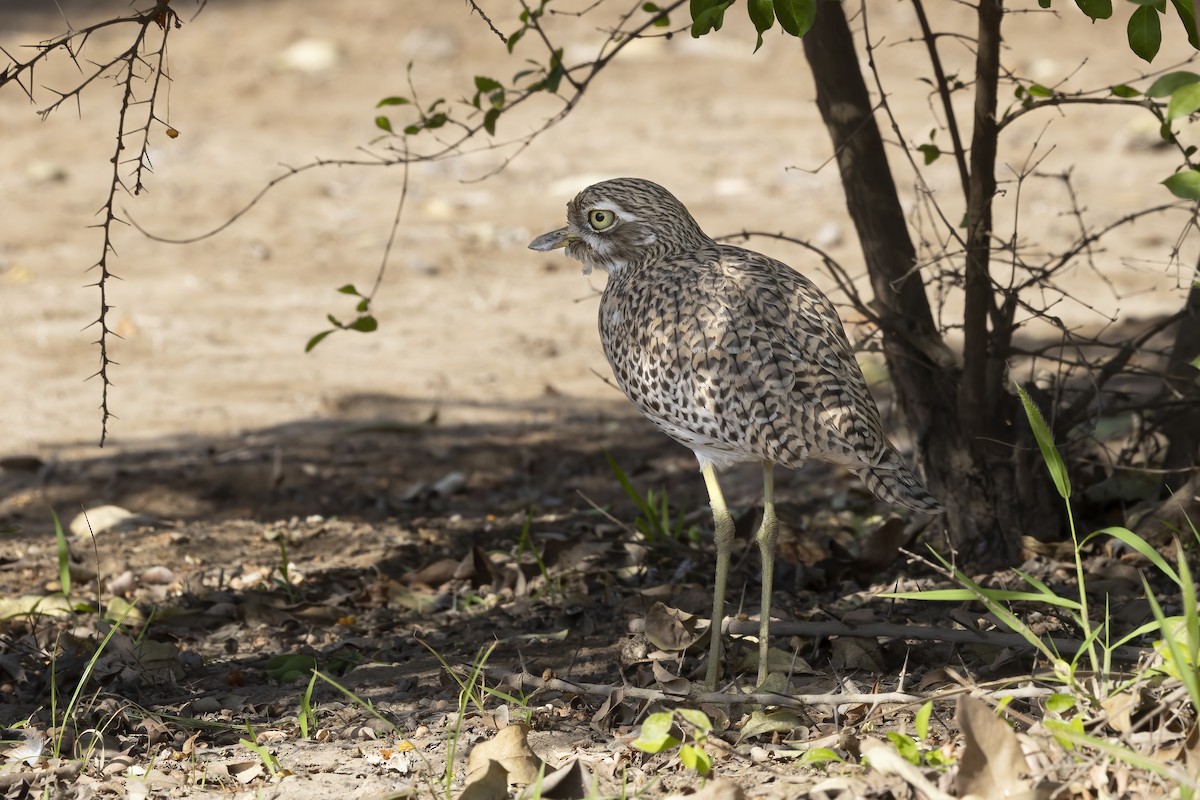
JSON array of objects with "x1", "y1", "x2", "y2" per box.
[
  {"x1": 736, "y1": 645, "x2": 812, "y2": 678},
  {"x1": 466, "y1": 723, "x2": 545, "y2": 787},
  {"x1": 956, "y1": 696, "x2": 1030, "y2": 800},
  {"x1": 522, "y1": 758, "x2": 591, "y2": 800},
  {"x1": 644, "y1": 602, "x2": 704, "y2": 652},
  {"x1": 460, "y1": 760, "x2": 509, "y2": 800},
  {"x1": 665, "y1": 778, "x2": 745, "y2": 800},
  {"x1": 651, "y1": 660, "x2": 691, "y2": 695},
  {"x1": 405, "y1": 558, "x2": 460, "y2": 587},
  {"x1": 853, "y1": 517, "x2": 907, "y2": 574},
  {"x1": 830, "y1": 637, "x2": 885, "y2": 672},
  {"x1": 738, "y1": 709, "x2": 804, "y2": 742},
  {"x1": 224, "y1": 760, "x2": 263, "y2": 785}
]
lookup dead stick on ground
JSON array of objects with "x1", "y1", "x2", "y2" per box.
[
  {"x1": 723, "y1": 619, "x2": 1145, "y2": 662},
  {"x1": 496, "y1": 670, "x2": 921, "y2": 709},
  {"x1": 492, "y1": 671, "x2": 1058, "y2": 710}
]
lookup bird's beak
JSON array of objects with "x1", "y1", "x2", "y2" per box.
[{"x1": 528, "y1": 226, "x2": 575, "y2": 251}]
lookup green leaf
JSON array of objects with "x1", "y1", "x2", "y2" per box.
[
  {"x1": 916, "y1": 144, "x2": 941, "y2": 164},
  {"x1": 374, "y1": 115, "x2": 392, "y2": 132},
  {"x1": 337, "y1": 284, "x2": 359, "y2": 295},
  {"x1": 1074, "y1": 0, "x2": 1112, "y2": 19},
  {"x1": 886, "y1": 732, "x2": 921, "y2": 765},
  {"x1": 542, "y1": 48, "x2": 565, "y2": 93},
  {"x1": 355, "y1": 298, "x2": 369, "y2": 313},
  {"x1": 1045, "y1": 692, "x2": 1076, "y2": 713},
  {"x1": 348, "y1": 315, "x2": 378, "y2": 333},
  {"x1": 506, "y1": 28, "x2": 525, "y2": 53},
  {"x1": 1171, "y1": 0, "x2": 1200, "y2": 48},
  {"x1": 690, "y1": 0, "x2": 733, "y2": 37},
  {"x1": 265, "y1": 653, "x2": 318, "y2": 684},
  {"x1": 425, "y1": 112, "x2": 448, "y2": 130},
  {"x1": 1014, "y1": 381, "x2": 1072, "y2": 499},
  {"x1": 1027, "y1": 83, "x2": 1054, "y2": 97},
  {"x1": 1167, "y1": 82, "x2": 1200, "y2": 120},
  {"x1": 1162, "y1": 168, "x2": 1200, "y2": 198},
  {"x1": 643, "y1": 2, "x2": 671, "y2": 26},
  {"x1": 1039, "y1": 0, "x2": 1051, "y2": 6},
  {"x1": 775, "y1": 0, "x2": 817, "y2": 37},
  {"x1": 679, "y1": 743, "x2": 712, "y2": 775},
  {"x1": 1110, "y1": 83, "x2": 1141, "y2": 97},
  {"x1": 1191, "y1": 353, "x2": 1200, "y2": 369},
  {"x1": 474, "y1": 76, "x2": 503, "y2": 93},
  {"x1": 914, "y1": 701, "x2": 933, "y2": 741},
  {"x1": 376, "y1": 96, "x2": 410, "y2": 107},
  {"x1": 799, "y1": 747, "x2": 844, "y2": 765},
  {"x1": 483, "y1": 107, "x2": 501, "y2": 136},
  {"x1": 1128, "y1": 3, "x2": 1163, "y2": 62},
  {"x1": 1147, "y1": 71, "x2": 1200, "y2": 97},
  {"x1": 632, "y1": 712, "x2": 680, "y2": 753},
  {"x1": 306, "y1": 331, "x2": 333, "y2": 352},
  {"x1": 748, "y1": 0, "x2": 775, "y2": 52},
  {"x1": 677, "y1": 708, "x2": 713, "y2": 733}
]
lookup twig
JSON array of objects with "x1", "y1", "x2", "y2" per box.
[
  {"x1": 495, "y1": 669, "x2": 924, "y2": 709},
  {"x1": 723, "y1": 619, "x2": 1146, "y2": 663}
]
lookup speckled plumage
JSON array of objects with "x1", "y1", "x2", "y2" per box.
[{"x1": 530, "y1": 177, "x2": 942, "y2": 688}]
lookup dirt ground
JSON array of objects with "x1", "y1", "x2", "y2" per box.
[{"x1": 1, "y1": 1, "x2": 1198, "y2": 798}]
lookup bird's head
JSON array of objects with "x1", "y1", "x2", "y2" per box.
[{"x1": 528, "y1": 178, "x2": 712, "y2": 275}]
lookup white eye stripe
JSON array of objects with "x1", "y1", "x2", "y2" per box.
[{"x1": 591, "y1": 201, "x2": 640, "y2": 222}]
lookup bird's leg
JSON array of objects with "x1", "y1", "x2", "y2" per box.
[
  {"x1": 701, "y1": 463, "x2": 734, "y2": 691},
  {"x1": 755, "y1": 461, "x2": 778, "y2": 687}
]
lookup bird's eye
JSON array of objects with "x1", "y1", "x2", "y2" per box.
[{"x1": 588, "y1": 209, "x2": 617, "y2": 230}]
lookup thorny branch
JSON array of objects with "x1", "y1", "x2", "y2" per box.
[{"x1": 2, "y1": 0, "x2": 182, "y2": 446}]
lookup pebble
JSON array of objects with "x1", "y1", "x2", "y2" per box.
[{"x1": 276, "y1": 39, "x2": 340, "y2": 74}]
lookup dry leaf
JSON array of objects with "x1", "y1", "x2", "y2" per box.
[
  {"x1": 738, "y1": 709, "x2": 804, "y2": 742},
  {"x1": 405, "y1": 559, "x2": 459, "y2": 587},
  {"x1": 665, "y1": 778, "x2": 746, "y2": 800},
  {"x1": 644, "y1": 602, "x2": 704, "y2": 652},
  {"x1": 651, "y1": 660, "x2": 691, "y2": 695},
  {"x1": 956, "y1": 696, "x2": 1031, "y2": 800},
  {"x1": 466, "y1": 723, "x2": 544, "y2": 787},
  {"x1": 521, "y1": 758, "x2": 591, "y2": 800},
  {"x1": 830, "y1": 637, "x2": 885, "y2": 672},
  {"x1": 224, "y1": 760, "x2": 263, "y2": 785},
  {"x1": 460, "y1": 759, "x2": 510, "y2": 800},
  {"x1": 854, "y1": 517, "x2": 907, "y2": 574},
  {"x1": 1101, "y1": 691, "x2": 1137, "y2": 735},
  {"x1": 735, "y1": 644, "x2": 812, "y2": 677}
]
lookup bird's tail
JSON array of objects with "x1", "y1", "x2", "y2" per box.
[{"x1": 852, "y1": 449, "x2": 944, "y2": 513}]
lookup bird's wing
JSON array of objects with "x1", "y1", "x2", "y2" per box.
[{"x1": 712, "y1": 246, "x2": 891, "y2": 469}]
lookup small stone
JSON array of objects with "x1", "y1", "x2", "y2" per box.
[
  {"x1": 70, "y1": 505, "x2": 152, "y2": 537},
  {"x1": 276, "y1": 39, "x2": 340, "y2": 74}
]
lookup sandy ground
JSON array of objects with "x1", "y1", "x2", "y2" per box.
[{"x1": 1, "y1": 0, "x2": 1195, "y2": 459}]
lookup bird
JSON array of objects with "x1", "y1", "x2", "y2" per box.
[{"x1": 529, "y1": 177, "x2": 943, "y2": 690}]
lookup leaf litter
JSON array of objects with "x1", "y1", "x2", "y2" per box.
[{"x1": 0, "y1": 412, "x2": 1195, "y2": 798}]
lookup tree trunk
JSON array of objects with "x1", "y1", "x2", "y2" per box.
[
  {"x1": 800, "y1": 0, "x2": 1048, "y2": 559},
  {"x1": 1161, "y1": 273, "x2": 1200, "y2": 489}
]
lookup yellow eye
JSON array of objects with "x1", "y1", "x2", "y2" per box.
[{"x1": 588, "y1": 209, "x2": 617, "y2": 230}]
